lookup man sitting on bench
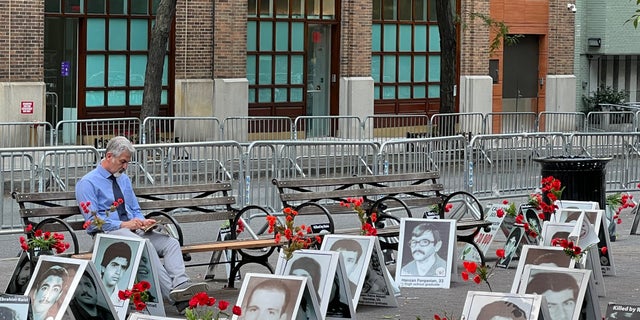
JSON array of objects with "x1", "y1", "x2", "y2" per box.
[{"x1": 75, "y1": 136, "x2": 207, "y2": 312}]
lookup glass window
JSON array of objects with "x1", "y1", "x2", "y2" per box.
[
  {"x1": 275, "y1": 22, "x2": 289, "y2": 51},
  {"x1": 87, "y1": 19, "x2": 106, "y2": 51},
  {"x1": 383, "y1": 25, "x2": 396, "y2": 52},
  {"x1": 108, "y1": 90, "x2": 126, "y2": 106},
  {"x1": 414, "y1": 56, "x2": 426, "y2": 81},
  {"x1": 248, "y1": 0, "x2": 257, "y2": 17},
  {"x1": 382, "y1": 0, "x2": 395, "y2": 20},
  {"x1": 428, "y1": 25, "x2": 440, "y2": 52},
  {"x1": 428, "y1": 84, "x2": 439, "y2": 98},
  {"x1": 131, "y1": 0, "x2": 148, "y2": 14},
  {"x1": 398, "y1": 56, "x2": 411, "y2": 82},
  {"x1": 247, "y1": 22, "x2": 257, "y2": 51},
  {"x1": 383, "y1": 55, "x2": 396, "y2": 83},
  {"x1": 399, "y1": 25, "x2": 412, "y2": 52},
  {"x1": 291, "y1": 0, "x2": 304, "y2": 17},
  {"x1": 275, "y1": 0, "x2": 289, "y2": 17},
  {"x1": 383, "y1": 86, "x2": 396, "y2": 99},
  {"x1": 130, "y1": 90, "x2": 143, "y2": 106},
  {"x1": 373, "y1": 0, "x2": 381, "y2": 20},
  {"x1": 428, "y1": 0, "x2": 437, "y2": 21},
  {"x1": 249, "y1": 89, "x2": 256, "y2": 103},
  {"x1": 130, "y1": 55, "x2": 147, "y2": 86},
  {"x1": 247, "y1": 56, "x2": 257, "y2": 85},
  {"x1": 398, "y1": 85, "x2": 411, "y2": 98},
  {"x1": 259, "y1": 0, "x2": 271, "y2": 17},
  {"x1": 322, "y1": 0, "x2": 335, "y2": 19},
  {"x1": 414, "y1": 25, "x2": 427, "y2": 52},
  {"x1": 371, "y1": 56, "x2": 381, "y2": 82},
  {"x1": 86, "y1": 92, "x2": 104, "y2": 107},
  {"x1": 372, "y1": 24, "x2": 381, "y2": 51},
  {"x1": 108, "y1": 55, "x2": 126, "y2": 86},
  {"x1": 274, "y1": 88, "x2": 288, "y2": 102},
  {"x1": 414, "y1": 0, "x2": 427, "y2": 21},
  {"x1": 130, "y1": 20, "x2": 149, "y2": 51},
  {"x1": 109, "y1": 19, "x2": 127, "y2": 50},
  {"x1": 87, "y1": 0, "x2": 105, "y2": 14},
  {"x1": 398, "y1": 0, "x2": 412, "y2": 21},
  {"x1": 275, "y1": 55, "x2": 289, "y2": 84},
  {"x1": 414, "y1": 85, "x2": 426, "y2": 98},
  {"x1": 64, "y1": 0, "x2": 82, "y2": 13},
  {"x1": 259, "y1": 22, "x2": 273, "y2": 51},
  {"x1": 162, "y1": 56, "x2": 168, "y2": 86},
  {"x1": 109, "y1": 0, "x2": 126, "y2": 14},
  {"x1": 258, "y1": 88, "x2": 271, "y2": 102},
  {"x1": 86, "y1": 55, "x2": 105, "y2": 87},
  {"x1": 258, "y1": 55, "x2": 273, "y2": 84},
  {"x1": 291, "y1": 23, "x2": 304, "y2": 51},
  {"x1": 291, "y1": 88, "x2": 303, "y2": 102},
  {"x1": 45, "y1": 0, "x2": 61, "y2": 13},
  {"x1": 428, "y1": 55, "x2": 440, "y2": 82},
  {"x1": 291, "y1": 55, "x2": 303, "y2": 84}
]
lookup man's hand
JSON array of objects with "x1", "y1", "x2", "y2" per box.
[
  {"x1": 121, "y1": 219, "x2": 145, "y2": 230},
  {"x1": 142, "y1": 219, "x2": 157, "y2": 226}
]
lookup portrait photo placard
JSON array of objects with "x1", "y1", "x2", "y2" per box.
[
  {"x1": 320, "y1": 235, "x2": 376, "y2": 307},
  {"x1": 128, "y1": 242, "x2": 165, "y2": 317},
  {"x1": 275, "y1": 249, "x2": 355, "y2": 318},
  {"x1": 231, "y1": 273, "x2": 315, "y2": 320},
  {"x1": 518, "y1": 265, "x2": 595, "y2": 320},
  {"x1": 460, "y1": 203, "x2": 506, "y2": 262},
  {"x1": 605, "y1": 303, "x2": 640, "y2": 319},
  {"x1": 510, "y1": 245, "x2": 575, "y2": 293},
  {"x1": 69, "y1": 261, "x2": 118, "y2": 320},
  {"x1": 0, "y1": 293, "x2": 30, "y2": 320},
  {"x1": 557, "y1": 208, "x2": 616, "y2": 276},
  {"x1": 496, "y1": 226, "x2": 524, "y2": 269},
  {"x1": 24, "y1": 256, "x2": 85, "y2": 320},
  {"x1": 461, "y1": 290, "x2": 551, "y2": 320},
  {"x1": 395, "y1": 218, "x2": 456, "y2": 288},
  {"x1": 91, "y1": 233, "x2": 145, "y2": 320},
  {"x1": 5, "y1": 251, "x2": 32, "y2": 295},
  {"x1": 555, "y1": 200, "x2": 600, "y2": 211},
  {"x1": 358, "y1": 239, "x2": 398, "y2": 308}
]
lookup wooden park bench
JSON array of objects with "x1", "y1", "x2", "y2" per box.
[
  {"x1": 12, "y1": 182, "x2": 276, "y2": 288},
  {"x1": 272, "y1": 171, "x2": 492, "y2": 263}
]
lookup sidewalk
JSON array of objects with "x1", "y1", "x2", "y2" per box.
[{"x1": 1, "y1": 208, "x2": 638, "y2": 319}]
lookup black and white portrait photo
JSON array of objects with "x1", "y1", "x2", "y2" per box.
[
  {"x1": 518, "y1": 265, "x2": 591, "y2": 320},
  {"x1": 320, "y1": 235, "x2": 375, "y2": 303},
  {"x1": 461, "y1": 291, "x2": 550, "y2": 320},
  {"x1": 5, "y1": 252, "x2": 32, "y2": 295},
  {"x1": 0, "y1": 294, "x2": 30, "y2": 320},
  {"x1": 510, "y1": 245, "x2": 575, "y2": 293},
  {"x1": 497, "y1": 226, "x2": 523, "y2": 268},
  {"x1": 91, "y1": 234, "x2": 145, "y2": 320},
  {"x1": 24, "y1": 257, "x2": 82, "y2": 320},
  {"x1": 233, "y1": 273, "x2": 308, "y2": 320},
  {"x1": 396, "y1": 218, "x2": 455, "y2": 288}
]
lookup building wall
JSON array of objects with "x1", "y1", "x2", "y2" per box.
[
  {"x1": 586, "y1": 0, "x2": 640, "y2": 55},
  {"x1": 340, "y1": 0, "x2": 372, "y2": 77},
  {"x1": 459, "y1": 0, "x2": 491, "y2": 76},
  {"x1": 0, "y1": 0, "x2": 43, "y2": 82}
]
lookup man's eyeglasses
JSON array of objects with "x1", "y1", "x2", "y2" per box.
[{"x1": 409, "y1": 239, "x2": 434, "y2": 247}]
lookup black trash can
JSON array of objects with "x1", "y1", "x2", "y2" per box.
[{"x1": 533, "y1": 156, "x2": 611, "y2": 210}]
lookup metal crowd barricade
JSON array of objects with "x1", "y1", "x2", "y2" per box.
[
  {"x1": 293, "y1": 116, "x2": 362, "y2": 140},
  {"x1": 129, "y1": 141, "x2": 244, "y2": 190},
  {"x1": 484, "y1": 112, "x2": 538, "y2": 134},
  {"x1": 141, "y1": 116, "x2": 221, "y2": 144},
  {"x1": 565, "y1": 133, "x2": 636, "y2": 192},
  {"x1": 378, "y1": 136, "x2": 468, "y2": 194},
  {"x1": 243, "y1": 140, "x2": 380, "y2": 211},
  {"x1": 361, "y1": 114, "x2": 431, "y2": 142},
  {"x1": 586, "y1": 111, "x2": 636, "y2": 132},
  {"x1": 55, "y1": 117, "x2": 141, "y2": 146},
  {"x1": 430, "y1": 112, "x2": 484, "y2": 138},
  {"x1": 537, "y1": 112, "x2": 586, "y2": 132},
  {"x1": 0, "y1": 146, "x2": 99, "y2": 231},
  {"x1": 0, "y1": 121, "x2": 53, "y2": 147},
  {"x1": 468, "y1": 133, "x2": 566, "y2": 199},
  {"x1": 221, "y1": 116, "x2": 293, "y2": 143}
]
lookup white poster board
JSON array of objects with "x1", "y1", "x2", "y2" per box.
[
  {"x1": 358, "y1": 239, "x2": 398, "y2": 307},
  {"x1": 461, "y1": 291, "x2": 552, "y2": 320},
  {"x1": 395, "y1": 218, "x2": 456, "y2": 288},
  {"x1": 461, "y1": 203, "x2": 506, "y2": 262}
]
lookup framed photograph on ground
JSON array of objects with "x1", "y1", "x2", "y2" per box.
[
  {"x1": 395, "y1": 218, "x2": 456, "y2": 288},
  {"x1": 91, "y1": 233, "x2": 145, "y2": 320},
  {"x1": 510, "y1": 245, "x2": 575, "y2": 293},
  {"x1": 557, "y1": 208, "x2": 616, "y2": 276},
  {"x1": 231, "y1": 273, "x2": 318, "y2": 320},
  {"x1": 460, "y1": 203, "x2": 506, "y2": 262},
  {"x1": 5, "y1": 251, "x2": 32, "y2": 295},
  {"x1": 461, "y1": 291, "x2": 551, "y2": 320},
  {"x1": 24, "y1": 256, "x2": 83, "y2": 320},
  {"x1": 554, "y1": 200, "x2": 599, "y2": 211},
  {"x1": 320, "y1": 235, "x2": 375, "y2": 306},
  {"x1": 496, "y1": 226, "x2": 524, "y2": 269},
  {"x1": 128, "y1": 242, "x2": 165, "y2": 316},
  {"x1": 358, "y1": 239, "x2": 398, "y2": 308},
  {"x1": 68, "y1": 261, "x2": 118, "y2": 320},
  {"x1": 540, "y1": 222, "x2": 577, "y2": 246},
  {"x1": 522, "y1": 205, "x2": 543, "y2": 244},
  {"x1": 127, "y1": 314, "x2": 182, "y2": 320},
  {"x1": 0, "y1": 293, "x2": 30, "y2": 320},
  {"x1": 518, "y1": 265, "x2": 597, "y2": 320}
]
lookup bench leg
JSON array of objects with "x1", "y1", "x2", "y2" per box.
[
  {"x1": 227, "y1": 250, "x2": 276, "y2": 289},
  {"x1": 457, "y1": 234, "x2": 486, "y2": 265}
]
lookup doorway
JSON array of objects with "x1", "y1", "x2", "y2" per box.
[
  {"x1": 306, "y1": 24, "x2": 331, "y2": 136},
  {"x1": 44, "y1": 17, "x2": 78, "y2": 128},
  {"x1": 502, "y1": 35, "x2": 540, "y2": 113}
]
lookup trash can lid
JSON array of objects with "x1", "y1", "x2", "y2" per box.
[{"x1": 533, "y1": 156, "x2": 612, "y2": 169}]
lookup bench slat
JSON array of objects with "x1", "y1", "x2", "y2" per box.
[
  {"x1": 273, "y1": 172, "x2": 440, "y2": 188},
  {"x1": 134, "y1": 183, "x2": 231, "y2": 196},
  {"x1": 139, "y1": 197, "x2": 236, "y2": 210},
  {"x1": 279, "y1": 184, "x2": 444, "y2": 202}
]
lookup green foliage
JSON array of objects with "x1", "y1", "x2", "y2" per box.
[
  {"x1": 625, "y1": 0, "x2": 640, "y2": 28},
  {"x1": 469, "y1": 13, "x2": 524, "y2": 53},
  {"x1": 583, "y1": 86, "x2": 627, "y2": 112}
]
